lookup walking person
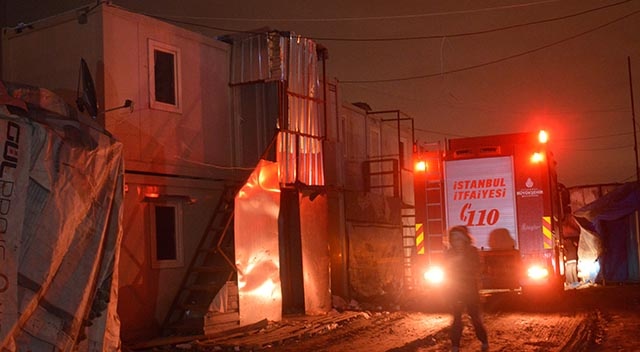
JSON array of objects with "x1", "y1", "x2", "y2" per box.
[
  {"x1": 444, "y1": 226, "x2": 489, "y2": 352},
  {"x1": 564, "y1": 236, "x2": 579, "y2": 288}
]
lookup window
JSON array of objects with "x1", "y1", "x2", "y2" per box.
[
  {"x1": 148, "y1": 39, "x2": 181, "y2": 113},
  {"x1": 149, "y1": 201, "x2": 184, "y2": 268}
]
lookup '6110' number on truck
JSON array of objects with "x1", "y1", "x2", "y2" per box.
[{"x1": 459, "y1": 202, "x2": 499, "y2": 226}]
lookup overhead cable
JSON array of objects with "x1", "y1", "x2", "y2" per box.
[
  {"x1": 147, "y1": 0, "x2": 563, "y2": 23},
  {"x1": 312, "y1": 0, "x2": 635, "y2": 42},
  {"x1": 340, "y1": 8, "x2": 640, "y2": 83},
  {"x1": 149, "y1": 0, "x2": 633, "y2": 42}
]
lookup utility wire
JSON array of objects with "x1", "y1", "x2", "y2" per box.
[
  {"x1": 415, "y1": 127, "x2": 466, "y2": 138},
  {"x1": 344, "y1": 82, "x2": 630, "y2": 117},
  {"x1": 149, "y1": 0, "x2": 633, "y2": 42},
  {"x1": 421, "y1": 129, "x2": 635, "y2": 142},
  {"x1": 311, "y1": 0, "x2": 635, "y2": 42},
  {"x1": 560, "y1": 131, "x2": 635, "y2": 141},
  {"x1": 149, "y1": 2, "x2": 640, "y2": 85},
  {"x1": 147, "y1": 15, "x2": 256, "y2": 35},
  {"x1": 148, "y1": 3, "x2": 640, "y2": 160},
  {"x1": 559, "y1": 144, "x2": 634, "y2": 151},
  {"x1": 340, "y1": 8, "x2": 640, "y2": 83},
  {"x1": 151, "y1": 0, "x2": 562, "y2": 23}
]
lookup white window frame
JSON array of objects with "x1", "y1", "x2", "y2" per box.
[
  {"x1": 148, "y1": 39, "x2": 182, "y2": 113},
  {"x1": 149, "y1": 201, "x2": 184, "y2": 269}
]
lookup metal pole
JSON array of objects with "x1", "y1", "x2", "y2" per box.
[
  {"x1": 396, "y1": 111, "x2": 402, "y2": 198},
  {"x1": 628, "y1": 56, "x2": 640, "y2": 184}
]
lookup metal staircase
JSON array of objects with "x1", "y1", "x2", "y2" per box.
[{"x1": 162, "y1": 183, "x2": 241, "y2": 336}]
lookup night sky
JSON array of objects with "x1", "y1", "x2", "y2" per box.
[{"x1": 3, "y1": 0, "x2": 640, "y2": 187}]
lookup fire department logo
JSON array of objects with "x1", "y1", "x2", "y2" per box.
[{"x1": 516, "y1": 177, "x2": 543, "y2": 197}]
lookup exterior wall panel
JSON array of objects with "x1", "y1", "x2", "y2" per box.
[
  {"x1": 102, "y1": 6, "x2": 233, "y2": 178},
  {"x1": 1, "y1": 8, "x2": 103, "y2": 119},
  {"x1": 2, "y1": 4, "x2": 239, "y2": 341}
]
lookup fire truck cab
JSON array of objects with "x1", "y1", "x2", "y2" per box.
[{"x1": 413, "y1": 131, "x2": 566, "y2": 293}]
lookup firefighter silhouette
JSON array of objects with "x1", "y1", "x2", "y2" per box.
[{"x1": 444, "y1": 226, "x2": 489, "y2": 352}]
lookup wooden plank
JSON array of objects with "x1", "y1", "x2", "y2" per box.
[
  {"x1": 207, "y1": 311, "x2": 368, "y2": 349},
  {"x1": 133, "y1": 311, "x2": 368, "y2": 351},
  {"x1": 204, "y1": 311, "x2": 239, "y2": 325},
  {"x1": 127, "y1": 318, "x2": 268, "y2": 350}
]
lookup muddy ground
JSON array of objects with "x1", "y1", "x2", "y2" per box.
[
  {"x1": 143, "y1": 283, "x2": 640, "y2": 351},
  {"x1": 259, "y1": 284, "x2": 639, "y2": 351}
]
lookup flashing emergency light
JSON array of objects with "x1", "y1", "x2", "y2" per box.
[
  {"x1": 538, "y1": 130, "x2": 549, "y2": 144},
  {"x1": 415, "y1": 160, "x2": 427, "y2": 172},
  {"x1": 423, "y1": 266, "x2": 445, "y2": 284},
  {"x1": 527, "y1": 265, "x2": 549, "y2": 280},
  {"x1": 530, "y1": 152, "x2": 545, "y2": 163}
]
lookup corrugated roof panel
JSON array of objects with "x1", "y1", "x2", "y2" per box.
[{"x1": 230, "y1": 32, "x2": 286, "y2": 84}]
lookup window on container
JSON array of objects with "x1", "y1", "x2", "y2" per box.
[
  {"x1": 148, "y1": 39, "x2": 181, "y2": 113},
  {"x1": 149, "y1": 202, "x2": 184, "y2": 268},
  {"x1": 155, "y1": 51, "x2": 175, "y2": 104}
]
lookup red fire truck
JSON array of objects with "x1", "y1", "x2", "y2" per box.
[{"x1": 413, "y1": 131, "x2": 567, "y2": 293}]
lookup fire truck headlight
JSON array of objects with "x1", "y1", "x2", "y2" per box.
[
  {"x1": 527, "y1": 265, "x2": 549, "y2": 280},
  {"x1": 424, "y1": 266, "x2": 445, "y2": 284}
]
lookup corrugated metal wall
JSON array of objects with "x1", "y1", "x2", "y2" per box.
[{"x1": 229, "y1": 31, "x2": 325, "y2": 186}]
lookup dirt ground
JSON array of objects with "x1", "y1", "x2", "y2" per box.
[
  {"x1": 143, "y1": 284, "x2": 640, "y2": 351},
  {"x1": 251, "y1": 284, "x2": 639, "y2": 351}
]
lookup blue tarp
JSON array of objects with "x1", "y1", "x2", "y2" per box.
[{"x1": 574, "y1": 182, "x2": 640, "y2": 283}]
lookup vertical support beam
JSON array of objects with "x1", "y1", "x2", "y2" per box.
[{"x1": 628, "y1": 57, "x2": 640, "y2": 184}]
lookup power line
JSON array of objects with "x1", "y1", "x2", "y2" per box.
[
  {"x1": 420, "y1": 129, "x2": 636, "y2": 143},
  {"x1": 621, "y1": 173, "x2": 637, "y2": 182},
  {"x1": 559, "y1": 131, "x2": 635, "y2": 141},
  {"x1": 343, "y1": 82, "x2": 630, "y2": 117},
  {"x1": 313, "y1": 0, "x2": 635, "y2": 42},
  {"x1": 414, "y1": 127, "x2": 467, "y2": 138},
  {"x1": 147, "y1": 3, "x2": 640, "y2": 156},
  {"x1": 146, "y1": 15, "x2": 255, "y2": 35},
  {"x1": 435, "y1": 102, "x2": 628, "y2": 116},
  {"x1": 340, "y1": 8, "x2": 640, "y2": 83},
  {"x1": 147, "y1": 0, "x2": 563, "y2": 23},
  {"x1": 149, "y1": 0, "x2": 634, "y2": 42},
  {"x1": 558, "y1": 144, "x2": 634, "y2": 151},
  {"x1": 148, "y1": 2, "x2": 640, "y2": 85}
]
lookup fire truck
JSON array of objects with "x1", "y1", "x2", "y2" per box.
[{"x1": 413, "y1": 131, "x2": 567, "y2": 293}]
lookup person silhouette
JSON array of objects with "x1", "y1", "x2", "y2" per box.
[{"x1": 444, "y1": 226, "x2": 489, "y2": 352}]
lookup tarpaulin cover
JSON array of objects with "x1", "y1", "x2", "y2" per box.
[
  {"x1": 0, "y1": 86, "x2": 123, "y2": 351},
  {"x1": 574, "y1": 182, "x2": 640, "y2": 283},
  {"x1": 575, "y1": 220, "x2": 601, "y2": 283}
]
